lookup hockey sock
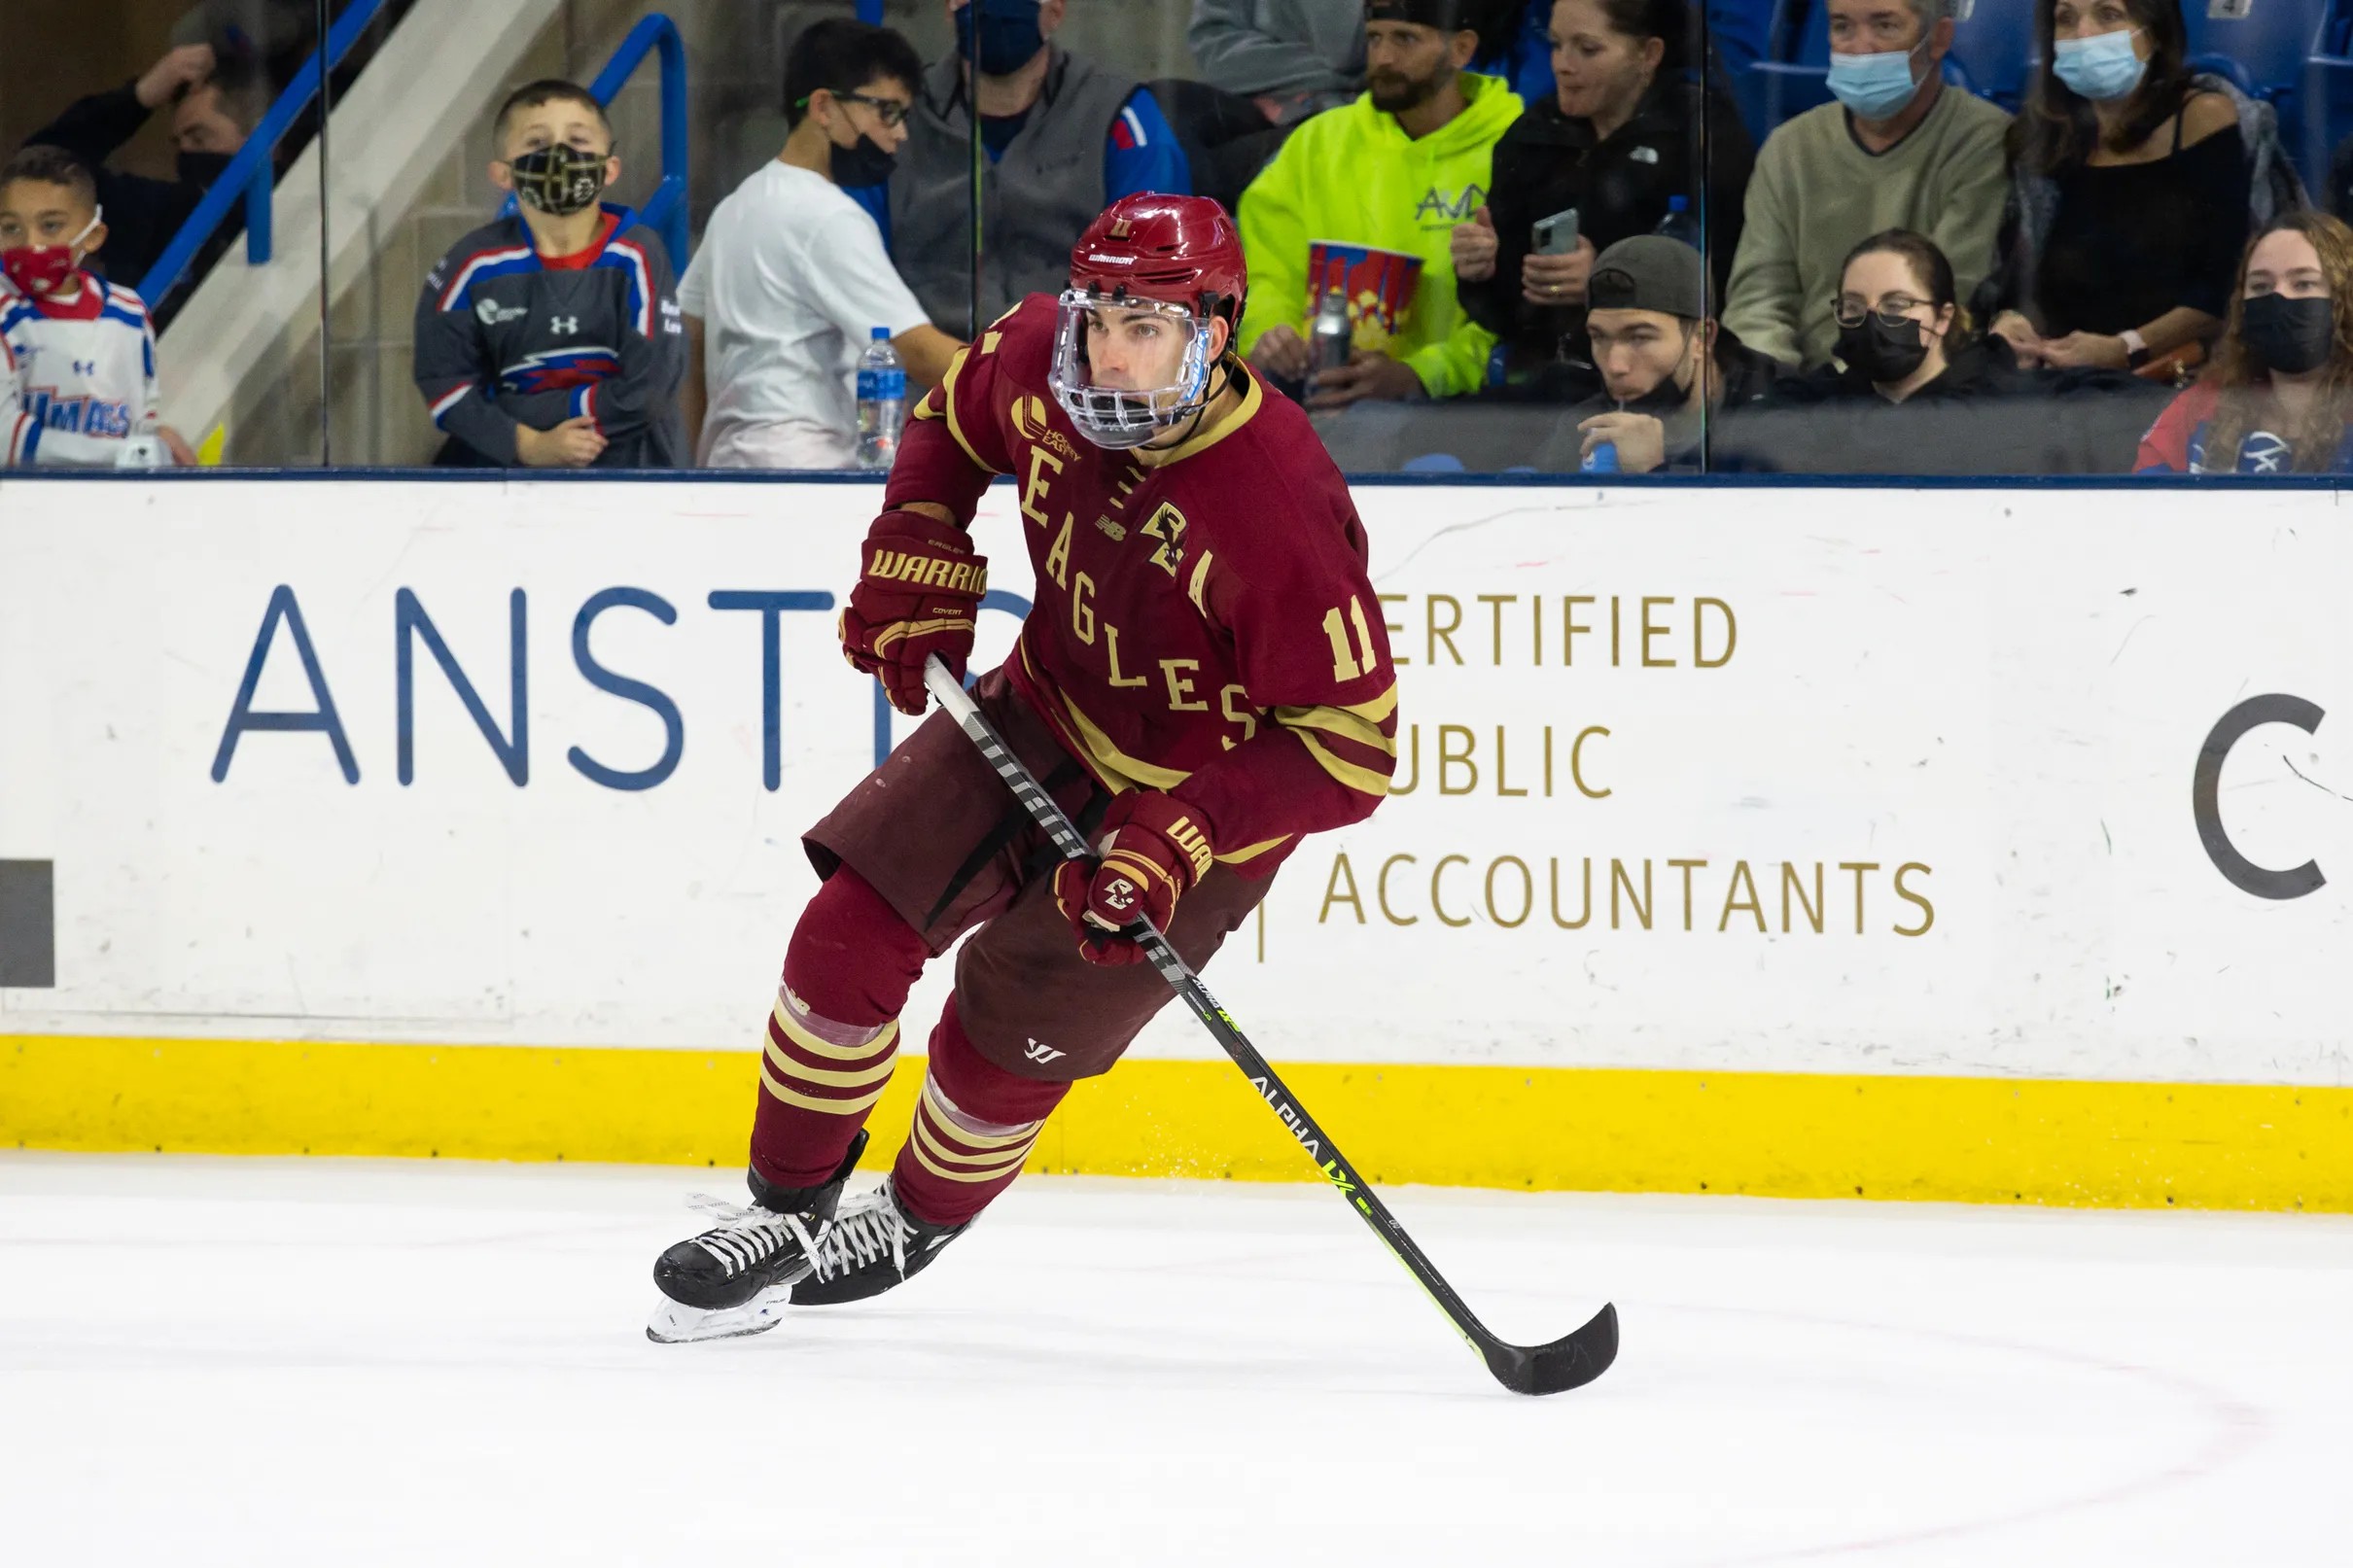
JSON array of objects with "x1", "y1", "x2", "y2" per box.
[
  {"x1": 890, "y1": 995, "x2": 1069, "y2": 1228},
  {"x1": 749, "y1": 867, "x2": 930, "y2": 1190}
]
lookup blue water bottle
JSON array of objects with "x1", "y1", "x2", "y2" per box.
[
  {"x1": 855, "y1": 328, "x2": 906, "y2": 470},
  {"x1": 1581, "y1": 441, "x2": 1619, "y2": 474}
]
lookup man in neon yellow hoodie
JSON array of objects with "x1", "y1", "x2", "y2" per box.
[{"x1": 1239, "y1": 0, "x2": 1521, "y2": 406}]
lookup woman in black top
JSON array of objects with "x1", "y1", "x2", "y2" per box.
[
  {"x1": 1450, "y1": 0, "x2": 1753, "y2": 380},
  {"x1": 1981, "y1": 0, "x2": 2249, "y2": 375}
]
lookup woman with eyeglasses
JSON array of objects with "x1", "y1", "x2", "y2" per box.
[
  {"x1": 2136, "y1": 212, "x2": 2353, "y2": 473},
  {"x1": 1977, "y1": 0, "x2": 2292, "y2": 379},
  {"x1": 1769, "y1": 229, "x2": 2015, "y2": 408}
]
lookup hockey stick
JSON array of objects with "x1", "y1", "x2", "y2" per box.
[{"x1": 920, "y1": 655, "x2": 1618, "y2": 1395}]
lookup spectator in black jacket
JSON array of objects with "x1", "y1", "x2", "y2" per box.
[
  {"x1": 1450, "y1": 0, "x2": 1752, "y2": 385},
  {"x1": 19, "y1": 43, "x2": 265, "y2": 297}
]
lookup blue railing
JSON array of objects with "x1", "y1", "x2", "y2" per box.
[
  {"x1": 585, "y1": 14, "x2": 690, "y2": 270},
  {"x1": 137, "y1": 0, "x2": 391, "y2": 308},
  {"x1": 138, "y1": 3, "x2": 692, "y2": 309}
]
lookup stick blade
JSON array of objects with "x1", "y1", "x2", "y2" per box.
[{"x1": 1482, "y1": 1301, "x2": 1619, "y2": 1396}]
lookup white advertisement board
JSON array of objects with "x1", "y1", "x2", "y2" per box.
[{"x1": 1, "y1": 477, "x2": 2346, "y2": 1086}]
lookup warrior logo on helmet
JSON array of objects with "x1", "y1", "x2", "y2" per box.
[{"x1": 1048, "y1": 193, "x2": 1249, "y2": 451}]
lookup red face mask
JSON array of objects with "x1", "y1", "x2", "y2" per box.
[{"x1": 1, "y1": 209, "x2": 101, "y2": 298}]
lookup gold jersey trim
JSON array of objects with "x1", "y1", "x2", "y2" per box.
[
  {"x1": 1294, "y1": 729, "x2": 1393, "y2": 799},
  {"x1": 939, "y1": 344, "x2": 996, "y2": 475},
  {"x1": 1276, "y1": 692, "x2": 1400, "y2": 758},
  {"x1": 1136, "y1": 358, "x2": 1264, "y2": 470}
]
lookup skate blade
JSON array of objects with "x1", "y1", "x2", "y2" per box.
[{"x1": 645, "y1": 1288, "x2": 790, "y2": 1345}]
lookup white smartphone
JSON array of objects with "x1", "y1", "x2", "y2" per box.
[{"x1": 1531, "y1": 206, "x2": 1581, "y2": 257}]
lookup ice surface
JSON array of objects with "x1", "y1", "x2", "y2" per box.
[{"x1": 2, "y1": 1153, "x2": 2346, "y2": 1565}]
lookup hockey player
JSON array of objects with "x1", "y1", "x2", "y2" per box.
[
  {"x1": 413, "y1": 80, "x2": 685, "y2": 469},
  {"x1": 1, "y1": 146, "x2": 191, "y2": 467},
  {"x1": 649, "y1": 192, "x2": 1399, "y2": 1342}
]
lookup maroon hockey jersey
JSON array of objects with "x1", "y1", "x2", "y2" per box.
[{"x1": 882, "y1": 294, "x2": 1397, "y2": 873}]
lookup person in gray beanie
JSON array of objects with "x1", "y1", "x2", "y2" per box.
[{"x1": 1547, "y1": 232, "x2": 1778, "y2": 471}]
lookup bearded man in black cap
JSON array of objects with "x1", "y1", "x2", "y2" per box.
[
  {"x1": 1237, "y1": 0, "x2": 1524, "y2": 408},
  {"x1": 1556, "y1": 233, "x2": 1779, "y2": 473}
]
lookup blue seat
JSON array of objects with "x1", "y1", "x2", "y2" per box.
[
  {"x1": 1947, "y1": 0, "x2": 2039, "y2": 110},
  {"x1": 2184, "y1": 0, "x2": 2330, "y2": 103},
  {"x1": 1400, "y1": 453, "x2": 1467, "y2": 473},
  {"x1": 2184, "y1": 0, "x2": 2335, "y2": 192}
]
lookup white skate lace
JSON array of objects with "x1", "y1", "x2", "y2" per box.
[
  {"x1": 681, "y1": 1193, "x2": 825, "y2": 1278},
  {"x1": 806, "y1": 1190, "x2": 913, "y2": 1283}
]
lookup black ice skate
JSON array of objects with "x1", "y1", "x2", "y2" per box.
[
  {"x1": 789, "y1": 1176, "x2": 968, "y2": 1307},
  {"x1": 646, "y1": 1132, "x2": 867, "y2": 1344}
]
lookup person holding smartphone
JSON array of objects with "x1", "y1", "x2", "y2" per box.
[{"x1": 1451, "y1": 0, "x2": 1752, "y2": 392}]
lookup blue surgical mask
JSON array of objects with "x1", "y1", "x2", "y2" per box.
[
  {"x1": 1825, "y1": 41, "x2": 1925, "y2": 122},
  {"x1": 2053, "y1": 27, "x2": 2147, "y2": 102},
  {"x1": 955, "y1": 0, "x2": 1046, "y2": 78}
]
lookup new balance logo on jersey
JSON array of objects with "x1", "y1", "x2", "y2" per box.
[
  {"x1": 1024, "y1": 1039, "x2": 1064, "y2": 1064},
  {"x1": 550, "y1": 316, "x2": 579, "y2": 334}
]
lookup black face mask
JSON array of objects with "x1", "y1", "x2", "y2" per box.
[
  {"x1": 1613, "y1": 327, "x2": 1701, "y2": 414},
  {"x1": 507, "y1": 145, "x2": 610, "y2": 217},
  {"x1": 830, "y1": 131, "x2": 897, "y2": 188},
  {"x1": 2240, "y1": 293, "x2": 2335, "y2": 376},
  {"x1": 955, "y1": 0, "x2": 1045, "y2": 76},
  {"x1": 177, "y1": 151, "x2": 234, "y2": 189},
  {"x1": 1837, "y1": 312, "x2": 1931, "y2": 384}
]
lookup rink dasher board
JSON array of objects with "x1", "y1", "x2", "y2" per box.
[{"x1": 0, "y1": 476, "x2": 2347, "y2": 1211}]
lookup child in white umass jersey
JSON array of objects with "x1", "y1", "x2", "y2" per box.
[
  {"x1": 678, "y1": 18, "x2": 960, "y2": 469},
  {"x1": 0, "y1": 147, "x2": 189, "y2": 468}
]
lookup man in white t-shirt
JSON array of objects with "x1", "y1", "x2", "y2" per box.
[{"x1": 680, "y1": 20, "x2": 962, "y2": 469}]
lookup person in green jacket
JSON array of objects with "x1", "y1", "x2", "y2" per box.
[{"x1": 1239, "y1": 0, "x2": 1522, "y2": 406}]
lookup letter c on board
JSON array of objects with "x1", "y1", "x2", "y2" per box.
[{"x1": 2193, "y1": 694, "x2": 2325, "y2": 900}]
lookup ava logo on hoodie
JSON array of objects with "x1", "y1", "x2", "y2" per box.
[{"x1": 1413, "y1": 183, "x2": 1488, "y2": 227}]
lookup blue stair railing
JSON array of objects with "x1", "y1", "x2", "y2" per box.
[
  {"x1": 582, "y1": 14, "x2": 691, "y2": 271},
  {"x1": 138, "y1": 3, "x2": 692, "y2": 309},
  {"x1": 137, "y1": 0, "x2": 391, "y2": 308}
]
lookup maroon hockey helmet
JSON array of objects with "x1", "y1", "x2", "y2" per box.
[
  {"x1": 1067, "y1": 193, "x2": 1248, "y2": 326},
  {"x1": 1052, "y1": 195, "x2": 1248, "y2": 448}
]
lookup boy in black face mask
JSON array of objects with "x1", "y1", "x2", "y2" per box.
[
  {"x1": 677, "y1": 20, "x2": 963, "y2": 469},
  {"x1": 412, "y1": 80, "x2": 686, "y2": 469},
  {"x1": 17, "y1": 43, "x2": 264, "y2": 307},
  {"x1": 1552, "y1": 235, "x2": 1779, "y2": 473}
]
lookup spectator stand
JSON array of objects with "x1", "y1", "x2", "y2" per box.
[
  {"x1": 137, "y1": 0, "x2": 392, "y2": 310},
  {"x1": 144, "y1": 4, "x2": 695, "y2": 313}
]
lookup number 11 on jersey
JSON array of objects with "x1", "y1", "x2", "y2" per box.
[{"x1": 1322, "y1": 596, "x2": 1381, "y2": 681}]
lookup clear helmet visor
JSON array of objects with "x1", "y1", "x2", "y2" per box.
[{"x1": 1048, "y1": 289, "x2": 1217, "y2": 450}]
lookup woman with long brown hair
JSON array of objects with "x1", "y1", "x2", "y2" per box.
[
  {"x1": 1979, "y1": 0, "x2": 2277, "y2": 377},
  {"x1": 2136, "y1": 212, "x2": 2353, "y2": 473},
  {"x1": 1452, "y1": 0, "x2": 1753, "y2": 387}
]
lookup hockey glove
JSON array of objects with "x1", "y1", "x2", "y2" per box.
[
  {"x1": 1052, "y1": 790, "x2": 1216, "y2": 966},
  {"x1": 840, "y1": 508, "x2": 989, "y2": 715}
]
